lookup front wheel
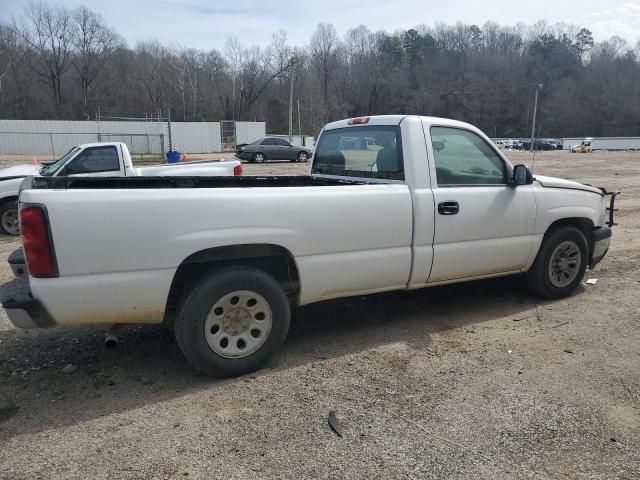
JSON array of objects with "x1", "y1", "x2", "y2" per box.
[
  {"x1": 526, "y1": 226, "x2": 588, "y2": 299},
  {"x1": 0, "y1": 200, "x2": 19, "y2": 236},
  {"x1": 174, "y1": 266, "x2": 290, "y2": 377},
  {"x1": 253, "y1": 152, "x2": 265, "y2": 163}
]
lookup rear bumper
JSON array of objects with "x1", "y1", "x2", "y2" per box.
[
  {"x1": 0, "y1": 276, "x2": 55, "y2": 329},
  {"x1": 590, "y1": 226, "x2": 612, "y2": 267},
  {"x1": 8, "y1": 248, "x2": 25, "y2": 277}
]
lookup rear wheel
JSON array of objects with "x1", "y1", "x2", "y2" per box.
[
  {"x1": 0, "y1": 200, "x2": 19, "y2": 236},
  {"x1": 526, "y1": 226, "x2": 588, "y2": 299},
  {"x1": 253, "y1": 152, "x2": 265, "y2": 163},
  {"x1": 174, "y1": 266, "x2": 290, "y2": 377},
  {"x1": 296, "y1": 151, "x2": 309, "y2": 163}
]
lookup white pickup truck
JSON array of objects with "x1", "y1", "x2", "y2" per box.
[
  {"x1": 0, "y1": 115, "x2": 615, "y2": 377},
  {"x1": 0, "y1": 142, "x2": 242, "y2": 235}
]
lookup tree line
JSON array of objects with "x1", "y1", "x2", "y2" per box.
[{"x1": 1, "y1": 2, "x2": 639, "y2": 138}]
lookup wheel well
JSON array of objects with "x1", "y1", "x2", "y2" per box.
[
  {"x1": 545, "y1": 217, "x2": 595, "y2": 251},
  {"x1": 164, "y1": 244, "x2": 300, "y2": 324},
  {"x1": 0, "y1": 196, "x2": 18, "y2": 207}
]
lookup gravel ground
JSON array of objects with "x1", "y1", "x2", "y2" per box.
[{"x1": 0, "y1": 150, "x2": 639, "y2": 479}]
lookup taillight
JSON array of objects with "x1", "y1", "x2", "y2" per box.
[
  {"x1": 20, "y1": 206, "x2": 58, "y2": 277},
  {"x1": 233, "y1": 164, "x2": 243, "y2": 176}
]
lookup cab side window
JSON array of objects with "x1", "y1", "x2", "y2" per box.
[
  {"x1": 430, "y1": 127, "x2": 507, "y2": 186},
  {"x1": 65, "y1": 146, "x2": 120, "y2": 174}
]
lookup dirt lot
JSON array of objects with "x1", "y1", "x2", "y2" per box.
[{"x1": 0, "y1": 150, "x2": 639, "y2": 479}]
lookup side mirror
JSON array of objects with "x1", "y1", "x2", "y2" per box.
[{"x1": 510, "y1": 164, "x2": 533, "y2": 187}]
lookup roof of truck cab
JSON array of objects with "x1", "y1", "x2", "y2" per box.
[
  {"x1": 75, "y1": 142, "x2": 126, "y2": 149},
  {"x1": 322, "y1": 115, "x2": 481, "y2": 132}
]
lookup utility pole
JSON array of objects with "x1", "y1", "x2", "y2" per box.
[
  {"x1": 167, "y1": 108, "x2": 172, "y2": 153},
  {"x1": 288, "y1": 56, "x2": 298, "y2": 144},
  {"x1": 530, "y1": 83, "x2": 543, "y2": 152},
  {"x1": 297, "y1": 98, "x2": 302, "y2": 146}
]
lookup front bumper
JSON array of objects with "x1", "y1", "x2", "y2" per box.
[
  {"x1": 590, "y1": 226, "x2": 612, "y2": 267},
  {"x1": 0, "y1": 276, "x2": 55, "y2": 329}
]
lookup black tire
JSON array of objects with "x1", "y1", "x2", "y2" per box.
[
  {"x1": 296, "y1": 151, "x2": 309, "y2": 163},
  {"x1": 174, "y1": 266, "x2": 290, "y2": 377},
  {"x1": 0, "y1": 199, "x2": 19, "y2": 236},
  {"x1": 526, "y1": 226, "x2": 588, "y2": 299},
  {"x1": 253, "y1": 152, "x2": 266, "y2": 163}
]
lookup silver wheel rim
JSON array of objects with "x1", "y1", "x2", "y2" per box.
[
  {"x1": 255, "y1": 153, "x2": 264, "y2": 163},
  {"x1": 204, "y1": 290, "x2": 272, "y2": 359},
  {"x1": 298, "y1": 152, "x2": 308, "y2": 162},
  {"x1": 1, "y1": 207, "x2": 19, "y2": 235},
  {"x1": 548, "y1": 240, "x2": 582, "y2": 288}
]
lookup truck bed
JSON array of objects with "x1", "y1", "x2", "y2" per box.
[{"x1": 29, "y1": 175, "x2": 366, "y2": 190}]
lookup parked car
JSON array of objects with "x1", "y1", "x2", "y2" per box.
[
  {"x1": 521, "y1": 139, "x2": 554, "y2": 151},
  {"x1": 1, "y1": 115, "x2": 614, "y2": 377},
  {"x1": 545, "y1": 139, "x2": 563, "y2": 150},
  {"x1": 0, "y1": 142, "x2": 242, "y2": 235},
  {"x1": 235, "y1": 137, "x2": 313, "y2": 163},
  {"x1": 513, "y1": 140, "x2": 525, "y2": 150},
  {"x1": 571, "y1": 138, "x2": 594, "y2": 153}
]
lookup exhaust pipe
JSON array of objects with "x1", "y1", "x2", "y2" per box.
[
  {"x1": 104, "y1": 323, "x2": 136, "y2": 349},
  {"x1": 104, "y1": 332, "x2": 119, "y2": 349}
]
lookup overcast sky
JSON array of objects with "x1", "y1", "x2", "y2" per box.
[{"x1": 1, "y1": 0, "x2": 639, "y2": 50}]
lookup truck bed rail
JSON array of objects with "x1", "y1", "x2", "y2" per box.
[{"x1": 28, "y1": 175, "x2": 366, "y2": 190}]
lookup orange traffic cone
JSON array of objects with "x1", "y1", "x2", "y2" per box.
[{"x1": 181, "y1": 151, "x2": 188, "y2": 161}]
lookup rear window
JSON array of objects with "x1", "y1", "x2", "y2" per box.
[{"x1": 312, "y1": 126, "x2": 404, "y2": 180}]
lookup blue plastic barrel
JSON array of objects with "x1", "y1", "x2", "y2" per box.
[{"x1": 166, "y1": 150, "x2": 181, "y2": 163}]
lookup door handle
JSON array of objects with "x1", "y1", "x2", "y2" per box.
[{"x1": 438, "y1": 201, "x2": 459, "y2": 215}]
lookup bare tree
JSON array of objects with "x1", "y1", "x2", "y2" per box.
[
  {"x1": 166, "y1": 47, "x2": 202, "y2": 121},
  {"x1": 135, "y1": 41, "x2": 169, "y2": 116},
  {"x1": 224, "y1": 37, "x2": 244, "y2": 120},
  {"x1": 13, "y1": 2, "x2": 75, "y2": 113},
  {"x1": 71, "y1": 6, "x2": 122, "y2": 119},
  {"x1": 309, "y1": 23, "x2": 342, "y2": 123},
  {"x1": 0, "y1": 25, "x2": 17, "y2": 115},
  {"x1": 202, "y1": 49, "x2": 227, "y2": 119}
]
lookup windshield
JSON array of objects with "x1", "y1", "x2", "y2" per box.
[
  {"x1": 40, "y1": 147, "x2": 80, "y2": 176},
  {"x1": 312, "y1": 126, "x2": 404, "y2": 180}
]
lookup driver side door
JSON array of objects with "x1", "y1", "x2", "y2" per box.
[{"x1": 426, "y1": 125, "x2": 536, "y2": 283}]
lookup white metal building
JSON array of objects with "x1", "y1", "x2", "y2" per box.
[{"x1": 0, "y1": 119, "x2": 267, "y2": 156}]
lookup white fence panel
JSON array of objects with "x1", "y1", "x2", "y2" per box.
[
  {"x1": 171, "y1": 122, "x2": 221, "y2": 153},
  {"x1": 0, "y1": 119, "x2": 265, "y2": 155},
  {"x1": 236, "y1": 122, "x2": 266, "y2": 144}
]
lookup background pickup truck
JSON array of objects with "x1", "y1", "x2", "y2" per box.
[
  {"x1": 0, "y1": 115, "x2": 614, "y2": 377},
  {"x1": 0, "y1": 142, "x2": 242, "y2": 235}
]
